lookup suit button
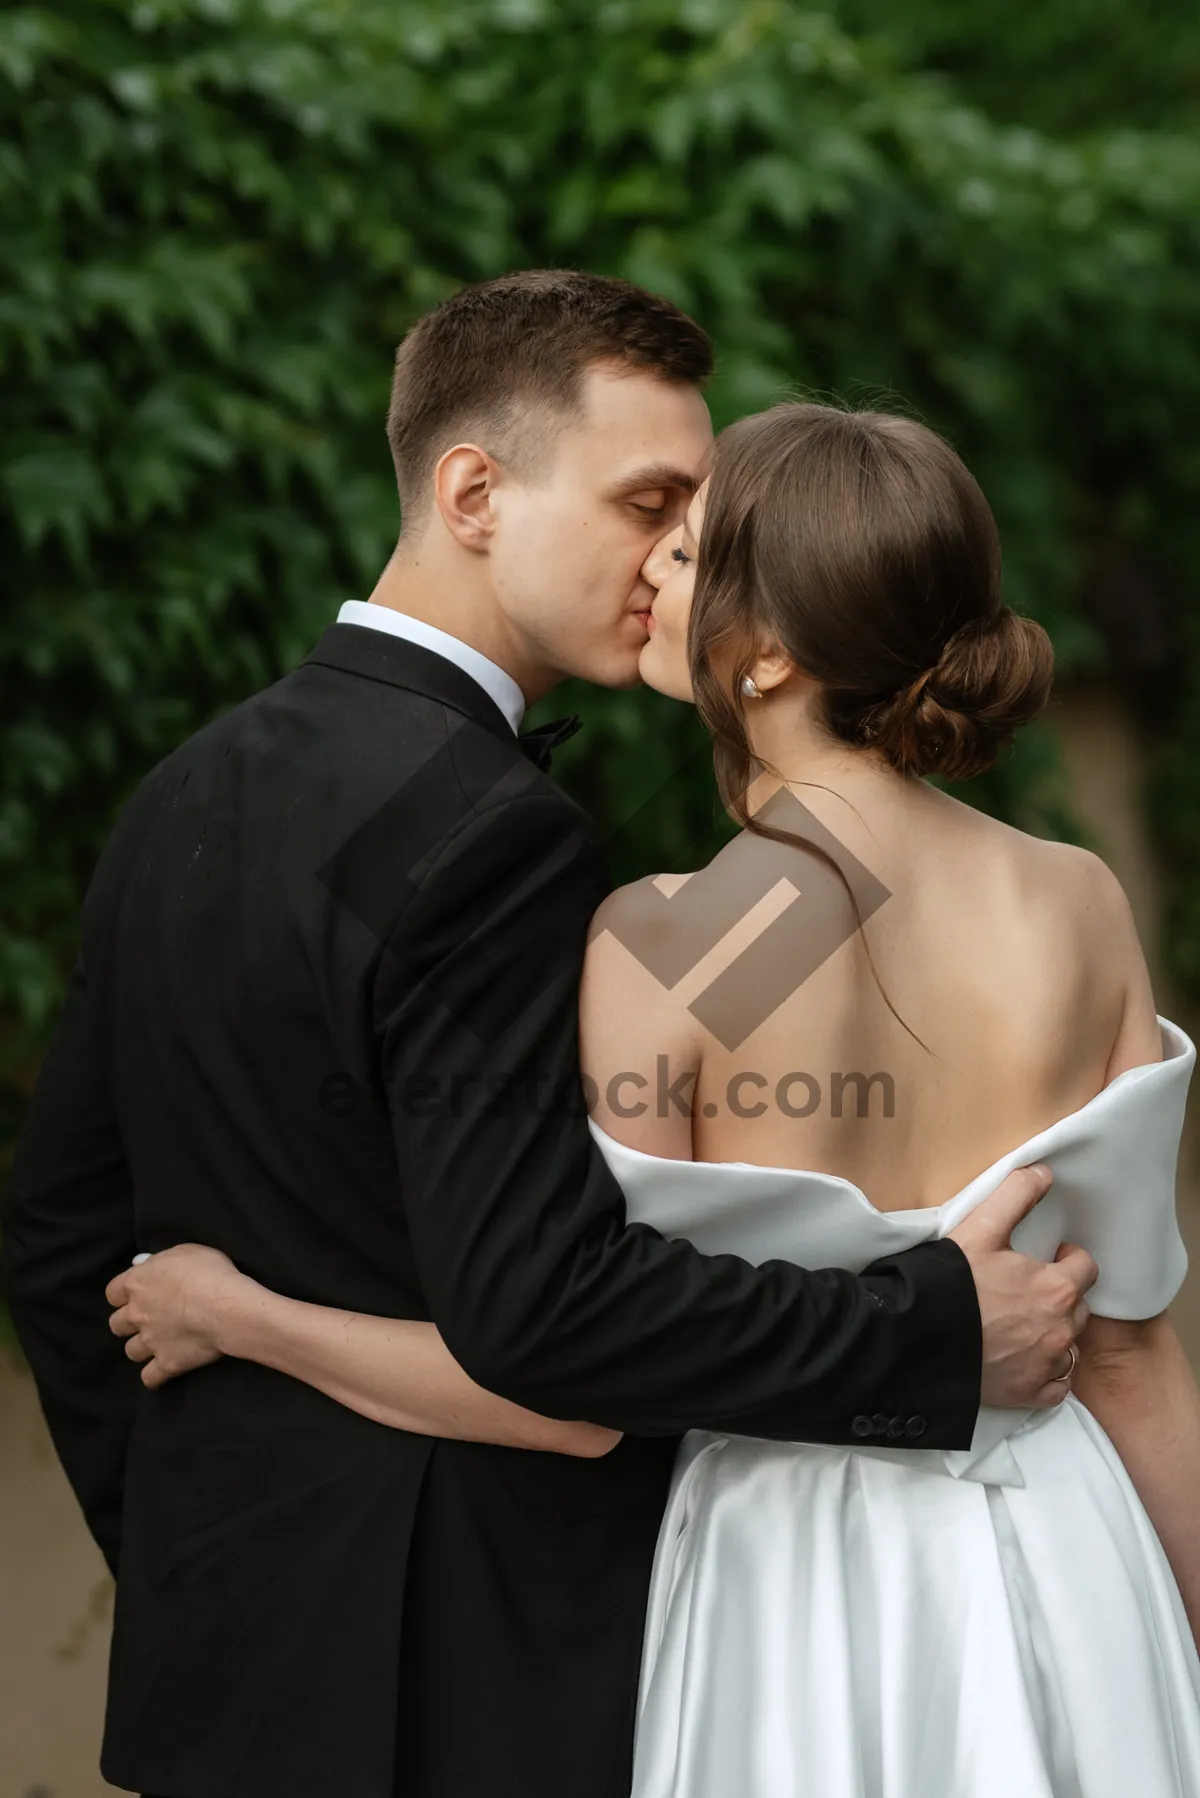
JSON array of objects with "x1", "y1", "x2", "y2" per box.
[
  {"x1": 886, "y1": 1415, "x2": 905, "y2": 1439},
  {"x1": 905, "y1": 1416, "x2": 927, "y2": 1438},
  {"x1": 871, "y1": 1413, "x2": 890, "y2": 1436},
  {"x1": 851, "y1": 1414, "x2": 873, "y2": 1437}
]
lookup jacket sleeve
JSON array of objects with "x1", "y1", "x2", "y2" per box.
[
  {"x1": 3, "y1": 951, "x2": 141, "y2": 1576},
  {"x1": 375, "y1": 790, "x2": 982, "y2": 1448}
]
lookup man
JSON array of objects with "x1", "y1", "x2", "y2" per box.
[{"x1": 4, "y1": 271, "x2": 1091, "y2": 1798}]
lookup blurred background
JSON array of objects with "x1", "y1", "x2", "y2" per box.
[{"x1": 3, "y1": 1, "x2": 1200, "y2": 1790}]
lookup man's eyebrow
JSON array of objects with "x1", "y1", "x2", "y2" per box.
[{"x1": 607, "y1": 463, "x2": 701, "y2": 498}]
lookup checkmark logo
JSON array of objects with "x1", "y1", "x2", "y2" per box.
[{"x1": 591, "y1": 784, "x2": 891, "y2": 1050}]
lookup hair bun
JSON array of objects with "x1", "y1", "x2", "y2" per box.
[{"x1": 863, "y1": 608, "x2": 1054, "y2": 780}]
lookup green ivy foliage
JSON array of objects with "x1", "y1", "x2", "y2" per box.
[
  {"x1": 835, "y1": 0, "x2": 1200, "y2": 136},
  {"x1": 3, "y1": 0, "x2": 1200, "y2": 1190}
]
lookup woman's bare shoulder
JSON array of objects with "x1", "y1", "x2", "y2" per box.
[
  {"x1": 997, "y1": 831, "x2": 1158, "y2": 1057},
  {"x1": 581, "y1": 873, "x2": 705, "y2": 1155},
  {"x1": 583, "y1": 872, "x2": 707, "y2": 1019},
  {"x1": 921, "y1": 795, "x2": 1147, "y2": 991},
  {"x1": 937, "y1": 792, "x2": 1127, "y2": 905},
  {"x1": 1017, "y1": 834, "x2": 1135, "y2": 920},
  {"x1": 588, "y1": 868, "x2": 697, "y2": 923}
]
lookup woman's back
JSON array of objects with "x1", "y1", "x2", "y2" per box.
[{"x1": 584, "y1": 773, "x2": 1161, "y2": 1212}]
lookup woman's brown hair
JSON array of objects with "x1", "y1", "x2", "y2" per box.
[
  {"x1": 688, "y1": 401, "x2": 1055, "y2": 1047},
  {"x1": 690, "y1": 401, "x2": 1053, "y2": 797}
]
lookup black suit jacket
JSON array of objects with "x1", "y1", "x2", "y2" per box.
[{"x1": 3, "y1": 623, "x2": 982, "y2": 1798}]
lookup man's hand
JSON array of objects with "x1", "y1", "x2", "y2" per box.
[
  {"x1": 948, "y1": 1164, "x2": 1097, "y2": 1410},
  {"x1": 105, "y1": 1244, "x2": 251, "y2": 1388}
]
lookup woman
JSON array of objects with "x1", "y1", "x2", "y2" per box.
[{"x1": 110, "y1": 403, "x2": 1200, "y2": 1793}]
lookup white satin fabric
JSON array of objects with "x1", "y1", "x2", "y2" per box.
[{"x1": 590, "y1": 1017, "x2": 1200, "y2": 1796}]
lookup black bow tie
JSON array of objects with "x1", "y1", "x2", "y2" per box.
[{"x1": 517, "y1": 714, "x2": 583, "y2": 771}]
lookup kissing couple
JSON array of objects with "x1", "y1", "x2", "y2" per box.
[{"x1": 8, "y1": 270, "x2": 1200, "y2": 1798}]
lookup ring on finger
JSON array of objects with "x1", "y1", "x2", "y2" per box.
[{"x1": 1049, "y1": 1343, "x2": 1078, "y2": 1385}]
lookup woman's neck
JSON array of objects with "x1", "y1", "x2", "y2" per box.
[{"x1": 744, "y1": 694, "x2": 920, "y2": 826}]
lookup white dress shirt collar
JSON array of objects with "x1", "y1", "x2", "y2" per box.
[{"x1": 336, "y1": 599, "x2": 526, "y2": 734}]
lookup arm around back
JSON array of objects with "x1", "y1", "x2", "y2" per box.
[{"x1": 376, "y1": 787, "x2": 982, "y2": 1447}]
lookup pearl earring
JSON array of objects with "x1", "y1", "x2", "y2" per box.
[{"x1": 740, "y1": 675, "x2": 762, "y2": 698}]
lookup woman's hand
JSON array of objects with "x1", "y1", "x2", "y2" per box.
[{"x1": 105, "y1": 1244, "x2": 255, "y2": 1388}]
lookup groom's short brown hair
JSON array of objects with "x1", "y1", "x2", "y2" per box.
[{"x1": 386, "y1": 269, "x2": 712, "y2": 514}]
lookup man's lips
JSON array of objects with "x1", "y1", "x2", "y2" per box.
[{"x1": 632, "y1": 606, "x2": 655, "y2": 633}]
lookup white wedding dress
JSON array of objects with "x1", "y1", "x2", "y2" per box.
[{"x1": 590, "y1": 1017, "x2": 1200, "y2": 1797}]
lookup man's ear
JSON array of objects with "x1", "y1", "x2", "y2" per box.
[{"x1": 433, "y1": 443, "x2": 498, "y2": 551}]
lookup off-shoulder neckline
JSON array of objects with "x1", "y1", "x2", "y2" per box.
[{"x1": 587, "y1": 1015, "x2": 1195, "y2": 1222}]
